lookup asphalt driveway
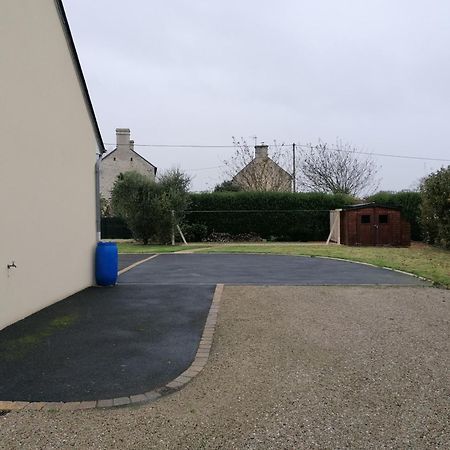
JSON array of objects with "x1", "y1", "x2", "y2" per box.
[
  {"x1": 2, "y1": 286, "x2": 448, "y2": 449},
  {"x1": 0, "y1": 284, "x2": 214, "y2": 402},
  {"x1": 0, "y1": 253, "x2": 428, "y2": 404},
  {"x1": 119, "y1": 253, "x2": 427, "y2": 286}
]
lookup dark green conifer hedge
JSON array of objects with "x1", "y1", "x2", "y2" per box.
[
  {"x1": 366, "y1": 191, "x2": 422, "y2": 240},
  {"x1": 184, "y1": 192, "x2": 355, "y2": 241}
]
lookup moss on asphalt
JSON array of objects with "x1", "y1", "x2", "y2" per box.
[{"x1": 0, "y1": 313, "x2": 78, "y2": 362}]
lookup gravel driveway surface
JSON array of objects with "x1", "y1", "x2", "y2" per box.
[{"x1": 1, "y1": 286, "x2": 449, "y2": 449}]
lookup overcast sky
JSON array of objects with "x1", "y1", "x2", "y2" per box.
[{"x1": 64, "y1": 0, "x2": 450, "y2": 193}]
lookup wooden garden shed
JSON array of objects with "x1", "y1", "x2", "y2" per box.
[{"x1": 328, "y1": 203, "x2": 411, "y2": 246}]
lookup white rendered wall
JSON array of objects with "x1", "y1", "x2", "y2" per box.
[{"x1": 0, "y1": 0, "x2": 98, "y2": 330}]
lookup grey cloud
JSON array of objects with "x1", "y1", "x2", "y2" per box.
[{"x1": 64, "y1": 0, "x2": 450, "y2": 191}]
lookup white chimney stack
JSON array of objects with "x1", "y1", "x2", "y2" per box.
[
  {"x1": 255, "y1": 144, "x2": 269, "y2": 160},
  {"x1": 116, "y1": 128, "x2": 131, "y2": 152}
]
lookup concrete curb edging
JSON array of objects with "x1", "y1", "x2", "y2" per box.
[{"x1": 0, "y1": 284, "x2": 224, "y2": 413}]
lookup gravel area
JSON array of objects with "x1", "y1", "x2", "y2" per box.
[{"x1": 1, "y1": 286, "x2": 449, "y2": 449}]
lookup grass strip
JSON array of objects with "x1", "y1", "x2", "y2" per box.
[{"x1": 198, "y1": 243, "x2": 450, "y2": 288}]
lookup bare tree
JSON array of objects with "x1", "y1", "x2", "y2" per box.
[
  {"x1": 297, "y1": 140, "x2": 379, "y2": 196},
  {"x1": 222, "y1": 137, "x2": 293, "y2": 192}
]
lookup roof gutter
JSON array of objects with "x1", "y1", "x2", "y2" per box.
[{"x1": 53, "y1": 0, "x2": 105, "y2": 156}]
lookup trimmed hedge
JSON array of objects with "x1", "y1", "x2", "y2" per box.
[
  {"x1": 101, "y1": 217, "x2": 132, "y2": 239},
  {"x1": 184, "y1": 192, "x2": 355, "y2": 241},
  {"x1": 101, "y1": 191, "x2": 425, "y2": 242},
  {"x1": 366, "y1": 191, "x2": 422, "y2": 240}
]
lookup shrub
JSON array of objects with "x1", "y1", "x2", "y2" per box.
[
  {"x1": 110, "y1": 170, "x2": 190, "y2": 244},
  {"x1": 420, "y1": 166, "x2": 450, "y2": 249},
  {"x1": 101, "y1": 217, "x2": 132, "y2": 239},
  {"x1": 180, "y1": 223, "x2": 208, "y2": 242}
]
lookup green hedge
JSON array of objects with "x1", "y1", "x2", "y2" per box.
[
  {"x1": 420, "y1": 166, "x2": 450, "y2": 248},
  {"x1": 184, "y1": 192, "x2": 355, "y2": 241},
  {"x1": 366, "y1": 191, "x2": 422, "y2": 240},
  {"x1": 101, "y1": 217, "x2": 132, "y2": 239}
]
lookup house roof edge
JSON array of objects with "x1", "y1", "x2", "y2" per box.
[{"x1": 54, "y1": 0, "x2": 105, "y2": 154}]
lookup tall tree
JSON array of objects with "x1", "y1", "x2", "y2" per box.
[{"x1": 297, "y1": 140, "x2": 379, "y2": 197}]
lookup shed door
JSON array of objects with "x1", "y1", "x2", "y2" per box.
[
  {"x1": 356, "y1": 212, "x2": 375, "y2": 245},
  {"x1": 375, "y1": 213, "x2": 391, "y2": 245}
]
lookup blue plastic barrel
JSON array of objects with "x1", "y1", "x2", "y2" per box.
[{"x1": 95, "y1": 242, "x2": 118, "y2": 286}]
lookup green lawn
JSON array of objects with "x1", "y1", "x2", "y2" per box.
[
  {"x1": 116, "y1": 241, "x2": 450, "y2": 288},
  {"x1": 199, "y1": 243, "x2": 450, "y2": 288}
]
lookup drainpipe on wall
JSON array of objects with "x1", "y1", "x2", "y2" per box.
[{"x1": 95, "y1": 150, "x2": 101, "y2": 241}]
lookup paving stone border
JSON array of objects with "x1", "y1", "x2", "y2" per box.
[{"x1": 0, "y1": 283, "x2": 224, "y2": 413}]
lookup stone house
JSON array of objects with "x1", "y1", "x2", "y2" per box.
[
  {"x1": 1, "y1": 0, "x2": 104, "y2": 329},
  {"x1": 100, "y1": 128, "x2": 157, "y2": 199},
  {"x1": 232, "y1": 144, "x2": 293, "y2": 192}
]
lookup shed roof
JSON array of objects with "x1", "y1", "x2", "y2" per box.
[{"x1": 342, "y1": 202, "x2": 401, "y2": 211}]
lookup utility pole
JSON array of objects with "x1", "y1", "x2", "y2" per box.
[{"x1": 292, "y1": 142, "x2": 296, "y2": 193}]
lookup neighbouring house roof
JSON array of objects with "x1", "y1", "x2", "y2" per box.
[
  {"x1": 101, "y1": 147, "x2": 157, "y2": 173},
  {"x1": 233, "y1": 157, "x2": 293, "y2": 180},
  {"x1": 54, "y1": 0, "x2": 105, "y2": 154}
]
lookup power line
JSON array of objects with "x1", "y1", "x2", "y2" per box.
[
  {"x1": 104, "y1": 143, "x2": 237, "y2": 148},
  {"x1": 185, "y1": 209, "x2": 330, "y2": 213},
  {"x1": 103, "y1": 142, "x2": 450, "y2": 163},
  {"x1": 186, "y1": 165, "x2": 225, "y2": 171},
  {"x1": 295, "y1": 143, "x2": 450, "y2": 163}
]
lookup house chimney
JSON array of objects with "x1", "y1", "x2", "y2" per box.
[
  {"x1": 116, "y1": 128, "x2": 130, "y2": 152},
  {"x1": 255, "y1": 144, "x2": 269, "y2": 160}
]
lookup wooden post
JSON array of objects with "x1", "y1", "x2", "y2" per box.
[
  {"x1": 177, "y1": 225, "x2": 188, "y2": 245},
  {"x1": 326, "y1": 209, "x2": 342, "y2": 245},
  {"x1": 171, "y1": 210, "x2": 175, "y2": 246}
]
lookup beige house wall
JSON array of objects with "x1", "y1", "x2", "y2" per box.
[{"x1": 0, "y1": 0, "x2": 99, "y2": 330}]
